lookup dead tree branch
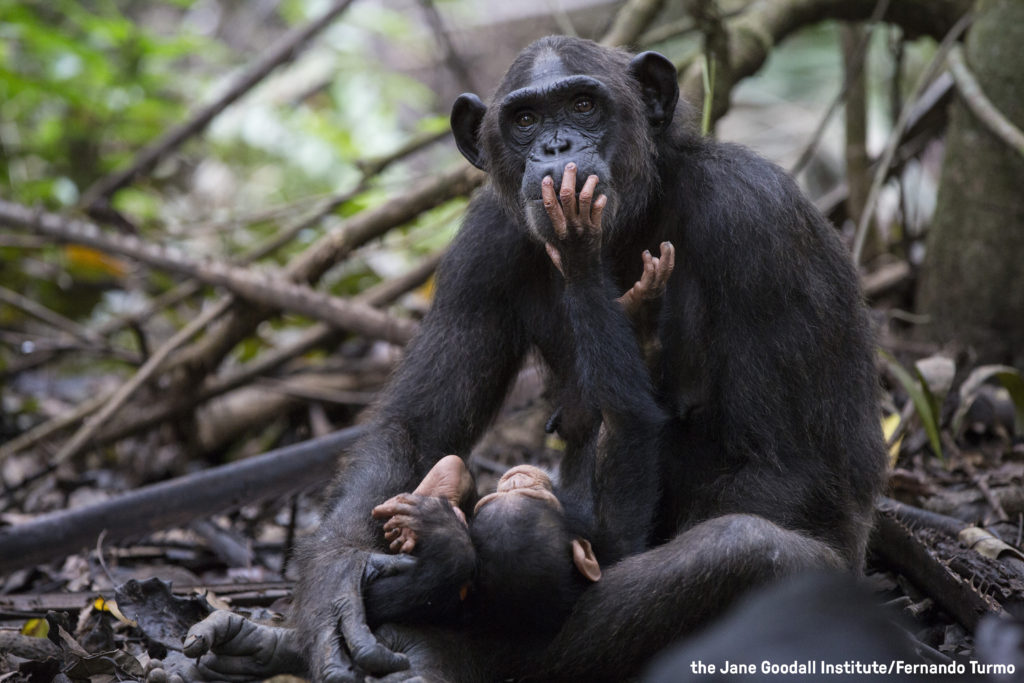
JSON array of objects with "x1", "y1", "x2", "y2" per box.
[
  {"x1": 94, "y1": 251, "x2": 439, "y2": 447},
  {"x1": 0, "y1": 199, "x2": 418, "y2": 345},
  {"x1": 0, "y1": 426, "x2": 365, "y2": 574},
  {"x1": 175, "y1": 165, "x2": 482, "y2": 377},
  {"x1": 43, "y1": 298, "x2": 232, "y2": 469},
  {"x1": 601, "y1": 0, "x2": 667, "y2": 48},
  {"x1": 948, "y1": 44, "x2": 1024, "y2": 158},
  {"x1": 77, "y1": 0, "x2": 357, "y2": 209}
]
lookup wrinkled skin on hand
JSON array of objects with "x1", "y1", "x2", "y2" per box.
[
  {"x1": 302, "y1": 549, "x2": 415, "y2": 682},
  {"x1": 372, "y1": 455, "x2": 472, "y2": 554},
  {"x1": 617, "y1": 241, "x2": 675, "y2": 320},
  {"x1": 144, "y1": 610, "x2": 306, "y2": 683},
  {"x1": 146, "y1": 551, "x2": 419, "y2": 683},
  {"x1": 542, "y1": 163, "x2": 607, "y2": 282}
]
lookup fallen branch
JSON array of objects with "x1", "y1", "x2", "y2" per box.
[
  {"x1": 44, "y1": 298, "x2": 232, "y2": 469},
  {"x1": 176, "y1": 164, "x2": 482, "y2": 377},
  {"x1": 0, "y1": 198, "x2": 417, "y2": 345},
  {"x1": 93, "y1": 250, "x2": 438, "y2": 447},
  {"x1": 77, "y1": 0, "x2": 357, "y2": 208},
  {"x1": 872, "y1": 504, "x2": 1002, "y2": 631},
  {"x1": 0, "y1": 426, "x2": 365, "y2": 574},
  {"x1": 948, "y1": 44, "x2": 1024, "y2": 158}
]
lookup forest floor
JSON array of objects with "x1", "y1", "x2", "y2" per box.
[{"x1": 1, "y1": 354, "x2": 1023, "y2": 680}]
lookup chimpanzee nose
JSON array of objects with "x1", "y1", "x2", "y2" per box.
[{"x1": 542, "y1": 135, "x2": 571, "y2": 156}]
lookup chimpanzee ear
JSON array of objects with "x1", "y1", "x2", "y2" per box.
[
  {"x1": 572, "y1": 538, "x2": 602, "y2": 582},
  {"x1": 627, "y1": 51, "x2": 679, "y2": 133},
  {"x1": 451, "y1": 93, "x2": 487, "y2": 171}
]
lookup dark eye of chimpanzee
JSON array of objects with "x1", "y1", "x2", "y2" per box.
[
  {"x1": 515, "y1": 111, "x2": 538, "y2": 129},
  {"x1": 572, "y1": 96, "x2": 594, "y2": 114}
]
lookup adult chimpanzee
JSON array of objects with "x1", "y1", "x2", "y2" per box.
[{"x1": 178, "y1": 35, "x2": 886, "y2": 682}]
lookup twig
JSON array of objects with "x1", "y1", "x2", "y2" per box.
[
  {"x1": 789, "y1": 0, "x2": 890, "y2": 176},
  {"x1": 173, "y1": 165, "x2": 481, "y2": 376},
  {"x1": 852, "y1": 12, "x2": 973, "y2": 265},
  {"x1": 0, "y1": 284, "x2": 102, "y2": 345},
  {"x1": 0, "y1": 426, "x2": 366, "y2": 574},
  {"x1": 0, "y1": 392, "x2": 109, "y2": 463},
  {"x1": 416, "y1": 0, "x2": 475, "y2": 93},
  {"x1": 92, "y1": 250, "x2": 439, "y2": 447},
  {"x1": 947, "y1": 44, "x2": 1024, "y2": 158},
  {"x1": 600, "y1": 0, "x2": 667, "y2": 48},
  {"x1": 0, "y1": 199, "x2": 417, "y2": 344},
  {"x1": 77, "y1": 0, "x2": 357, "y2": 209},
  {"x1": 678, "y1": 0, "x2": 971, "y2": 125},
  {"x1": 48, "y1": 298, "x2": 232, "y2": 468}
]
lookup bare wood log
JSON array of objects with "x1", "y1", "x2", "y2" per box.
[
  {"x1": 0, "y1": 426, "x2": 365, "y2": 574},
  {"x1": 77, "y1": 0, "x2": 356, "y2": 208},
  {"x1": 872, "y1": 506, "x2": 1003, "y2": 631},
  {"x1": 190, "y1": 519, "x2": 253, "y2": 569}
]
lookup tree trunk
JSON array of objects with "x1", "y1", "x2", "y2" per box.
[{"x1": 915, "y1": 0, "x2": 1024, "y2": 366}]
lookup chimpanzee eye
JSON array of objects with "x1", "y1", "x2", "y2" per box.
[
  {"x1": 573, "y1": 97, "x2": 594, "y2": 113},
  {"x1": 515, "y1": 111, "x2": 538, "y2": 128}
]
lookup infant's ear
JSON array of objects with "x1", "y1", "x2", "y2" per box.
[{"x1": 572, "y1": 538, "x2": 601, "y2": 582}]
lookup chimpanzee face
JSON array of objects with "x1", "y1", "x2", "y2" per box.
[
  {"x1": 449, "y1": 38, "x2": 679, "y2": 242},
  {"x1": 474, "y1": 464, "x2": 561, "y2": 513}
]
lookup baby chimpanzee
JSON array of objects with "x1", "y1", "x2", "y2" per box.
[{"x1": 365, "y1": 455, "x2": 601, "y2": 635}]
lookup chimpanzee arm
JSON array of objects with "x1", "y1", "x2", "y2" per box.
[
  {"x1": 292, "y1": 197, "x2": 531, "y2": 682},
  {"x1": 365, "y1": 495, "x2": 476, "y2": 628},
  {"x1": 542, "y1": 167, "x2": 666, "y2": 561}
]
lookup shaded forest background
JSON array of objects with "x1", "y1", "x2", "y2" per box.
[{"x1": 1, "y1": 0, "x2": 1024, "y2": 678}]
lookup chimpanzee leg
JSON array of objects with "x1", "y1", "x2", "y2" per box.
[{"x1": 535, "y1": 514, "x2": 845, "y2": 682}]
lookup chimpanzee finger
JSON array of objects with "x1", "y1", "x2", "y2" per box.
[
  {"x1": 335, "y1": 595, "x2": 410, "y2": 675},
  {"x1": 545, "y1": 242, "x2": 565, "y2": 275},
  {"x1": 182, "y1": 610, "x2": 243, "y2": 658},
  {"x1": 578, "y1": 174, "x2": 599, "y2": 228},
  {"x1": 374, "y1": 500, "x2": 418, "y2": 521},
  {"x1": 559, "y1": 163, "x2": 579, "y2": 225},
  {"x1": 365, "y1": 553, "x2": 417, "y2": 582},
  {"x1": 639, "y1": 250, "x2": 656, "y2": 287},
  {"x1": 311, "y1": 627, "x2": 361, "y2": 683},
  {"x1": 382, "y1": 513, "x2": 418, "y2": 533},
  {"x1": 658, "y1": 241, "x2": 676, "y2": 284},
  {"x1": 541, "y1": 176, "x2": 568, "y2": 239},
  {"x1": 592, "y1": 194, "x2": 607, "y2": 229}
]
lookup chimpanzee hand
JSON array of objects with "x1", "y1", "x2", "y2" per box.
[
  {"x1": 542, "y1": 163, "x2": 607, "y2": 282},
  {"x1": 293, "y1": 547, "x2": 411, "y2": 682},
  {"x1": 144, "y1": 610, "x2": 306, "y2": 682},
  {"x1": 617, "y1": 241, "x2": 676, "y2": 318},
  {"x1": 372, "y1": 493, "x2": 467, "y2": 554}
]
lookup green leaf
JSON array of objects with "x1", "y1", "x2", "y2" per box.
[{"x1": 881, "y1": 350, "x2": 944, "y2": 461}]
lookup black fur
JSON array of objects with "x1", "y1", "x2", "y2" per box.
[{"x1": 363, "y1": 496, "x2": 475, "y2": 629}]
